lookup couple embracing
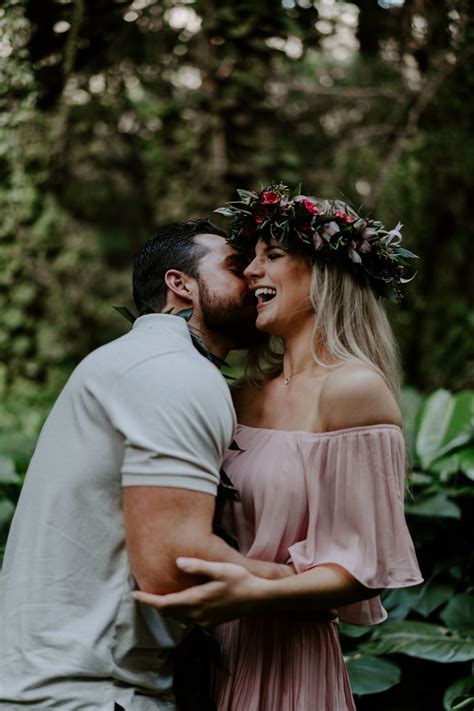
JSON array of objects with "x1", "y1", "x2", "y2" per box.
[{"x1": 0, "y1": 185, "x2": 422, "y2": 710}]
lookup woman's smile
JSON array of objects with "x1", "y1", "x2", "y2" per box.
[{"x1": 254, "y1": 286, "x2": 277, "y2": 309}]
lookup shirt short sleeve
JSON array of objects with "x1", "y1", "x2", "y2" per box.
[{"x1": 107, "y1": 352, "x2": 236, "y2": 496}]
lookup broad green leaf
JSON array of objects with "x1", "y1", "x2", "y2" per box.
[
  {"x1": 381, "y1": 585, "x2": 424, "y2": 621},
  {"x1": 345, "y1": 654, "x2": 401, "y2": 695},
  {"x1": 0, "y1": 456, "x2": 20, "y2": 485},
  {"x1": 360, "y1": 621, "x2": 474, "y2": 662},
  {"x1": 416, "y1": 389, "x2": 454, "y2": 469},
  {"x1": 444, "y1": 676, "x2": 474, "y2": 711},
  {"x1": 451, "y1": 696, "x2": 474, "y2": 710},
  {"x1": 430, "y1": 453, "x2": 465, "y2": 482},
  {"x1": 0, "y1": 499, "x2": 15, "y2": 528},
  {"x1": 427, "y1": 392, "x2": 474, "y2": 468},
  {"x1": 410, "y1": 471, "x2": 433, "y2": 486},
  {"x1": 401, "y1": 387, "x2": 423, "y2": 460},
  {"x1": 440, "y1": 594, "x2": 474, "y2": 634},
  {"x1": 413, "y1": 580, "x2": 456, "y2": 618},
  {"x1": 440, "y1": 392, "x2": 474, "y2": 450},
  {"x1": 457, "y1": 447, "x2": 474, "y2": 480},
  {"x1": 404, "y1": 492, "x2": 461, "y2": 519},
  {"x1": 339, "y1": 622, "x2": 372, "y2": 638}
]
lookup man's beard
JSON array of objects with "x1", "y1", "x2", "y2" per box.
[{"x1": 198, "y1": 280, "x2": 264, "y2": 349}]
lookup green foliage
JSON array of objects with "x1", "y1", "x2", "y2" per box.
[
  {"x1": 345, "y1": 654, "x2": 401, "y2": 696},
  {"x1": 0, "y1": 0, "x2": 473, "y2": 391},
  {"x1": 341, "y1": 388, "x2": 473, "y2": 708}
]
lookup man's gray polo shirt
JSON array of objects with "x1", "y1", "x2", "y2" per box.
[{"x1": 0, "y1": 314, "x2": 236, "y2": 710}]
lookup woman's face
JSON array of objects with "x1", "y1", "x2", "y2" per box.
[{"x1": 244, "y1": 239, "x2": 314, "y2": 336}]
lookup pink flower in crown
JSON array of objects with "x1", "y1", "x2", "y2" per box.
[
  {"x1": 333, "y1": 209, "x2": 353, "y2": 224},
  {"x1": 260, "y1": 191, "x2": 280, "y2": 205},
  {"x1": 301, "y1": 199, "x2": 320, "y2": 215}
]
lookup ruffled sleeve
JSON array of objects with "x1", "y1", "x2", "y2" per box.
[{"x1": 288, "y1": 425, "x2": 423, "y2": 625}]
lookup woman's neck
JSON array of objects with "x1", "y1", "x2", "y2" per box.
[{"x1": 281, "y1": 317, "x2": 333, "y2": 376}]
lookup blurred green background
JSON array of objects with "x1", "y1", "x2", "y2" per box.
[{"x1": 1, "y1": 0, "x2": 473, "y2": 708}]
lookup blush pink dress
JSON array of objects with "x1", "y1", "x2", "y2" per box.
[{"x1": 211, "y1": 424, "x2": 423, "y2": 711}]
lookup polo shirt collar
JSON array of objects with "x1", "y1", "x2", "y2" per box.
[{"x1": 132, "y1": 313, "x2": 192, "y2": 340}]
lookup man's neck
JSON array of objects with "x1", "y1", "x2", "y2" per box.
[
  {"x1": 161, "y1": 304, "x2": 232, "y2": 367},
  {"x1": 186, "y1": 319, "x2": 233, "y2": 365}
]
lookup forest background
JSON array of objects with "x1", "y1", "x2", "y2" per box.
[{"x1": 0, "y1": 0, "x2": 473, "y2": 709}]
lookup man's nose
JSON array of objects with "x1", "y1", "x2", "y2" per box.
[{"x1": 244, "y1": 257, "x2": 264, "y2": 281}]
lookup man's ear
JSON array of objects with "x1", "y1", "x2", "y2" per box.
[{"x1": 164, "y1": 269, "x2": 195, "y2": 303}]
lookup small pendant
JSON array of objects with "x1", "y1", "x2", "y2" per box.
[{"x1": 284, "y1": 377, "x2": 290, "y2": 385}]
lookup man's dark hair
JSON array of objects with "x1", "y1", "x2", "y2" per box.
[{"x1": 132, "y1": 219, "x2": 226, "y2": 315}]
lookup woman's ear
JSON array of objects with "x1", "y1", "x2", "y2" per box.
[{"x1": 164, "y1": 269, "x2": 194, "y2": 303}]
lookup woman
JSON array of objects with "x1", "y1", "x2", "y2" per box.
[{"x1": 134, "y1": 185, "x2": 423, "y2": 710}]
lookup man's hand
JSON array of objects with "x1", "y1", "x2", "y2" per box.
[
  {"x1": 133, "y1": 557, "x2": 337, "y2": 627},
  {"x1": 133, "y1": 557, "x2": 264, "y2": 627}
]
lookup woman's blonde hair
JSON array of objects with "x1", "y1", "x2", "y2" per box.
[{"x1": 244, "y1": 261, "x2": 401, "y2": 407}]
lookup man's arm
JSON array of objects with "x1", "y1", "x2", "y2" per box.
[{"x1": 124, "y1": 486, "x2": 292, "y2": 595}]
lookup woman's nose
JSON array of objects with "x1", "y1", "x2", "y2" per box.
[{"x1": 244, "y1": 257, "x2": 264, "y2": 281}]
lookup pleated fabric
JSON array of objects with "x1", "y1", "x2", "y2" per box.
[{"x1": 211, "y1": 424, "x2": 423, "y2": 710}]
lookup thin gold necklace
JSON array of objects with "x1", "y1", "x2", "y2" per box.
[{"x1": 283, "y1": 363, "x2": 316, "y2": 385}]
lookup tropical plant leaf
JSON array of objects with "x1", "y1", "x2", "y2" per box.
[
  {"x1": 381, "y1": 585, "x2": 424, "y2": 621},
  {"x1": 339, "y1": 622, "x2": 372, "y2": 638},
  {"x1": 444, "y1": 676, "x2": 474, "y2": 711},
  {"x1": 360, "y1": 621, "x2": 474, "y2": 662},
  {"x1": 416, "y1": 389, "x2": 454, "y2": 469},
  {"x1": 410, "y1": 471, "x2": 433, "y2": 486},
  {"x1": 401, "y1": 386, "x2": 423, "y2": 460},
  {"x1": 112, "y1": 305, "x2": 136, "y2": 324},
  {"x1": 0, "y1": 456, "x2": 20, "y2": 485},
  {"x1": 404, "y1": 492, "x2": 461, "y2": 519},
  {"x1": 440, "y1": 391, "x2": 474, "y2": 450},
  {"x1": 413, "y1": 580, "x2": 456, "y2": 618},
  {"x1": 457, "y1": 447, "x2": 474, "y2": 480},
  {"x1": 440, "y1": 594, "x2": 474, "y2": 634},
  {"x1": 345, "y1": 654, "x2": 401, "y2": 695},
  {"x1": 0, "y1": 499, "x2": 15, "y2": 528},
  {"x1": 451, "y1": 696, "x2": 474, "y2": 710}
]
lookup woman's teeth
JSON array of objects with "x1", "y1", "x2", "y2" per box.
[{"x1": 255, "y1": 287, "x2": 277, "y2": 304}]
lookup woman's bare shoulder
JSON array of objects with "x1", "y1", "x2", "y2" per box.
[{"x1": 319, "y1": 361, "x2": 402, "y2": 431}]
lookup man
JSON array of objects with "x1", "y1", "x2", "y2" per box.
[{"x1": 0, "y1": 220, "x2": 289, "y2": 710}]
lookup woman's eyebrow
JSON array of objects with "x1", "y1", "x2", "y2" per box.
[{"x1": 263, "y1": 243, "x2": 282, "y2": 251}]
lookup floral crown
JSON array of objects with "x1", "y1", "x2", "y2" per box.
[{"x1": 215, "y1": 183, "x2": 418, "y2": 303}]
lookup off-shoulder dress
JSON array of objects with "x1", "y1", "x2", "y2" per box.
[{"x1": 211, "y1": 424, "x2": 423, "y2": 711}]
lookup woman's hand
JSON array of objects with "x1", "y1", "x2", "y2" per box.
[{"x1": 133, "y1": 557, "x2": 268, "y2": 627}]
